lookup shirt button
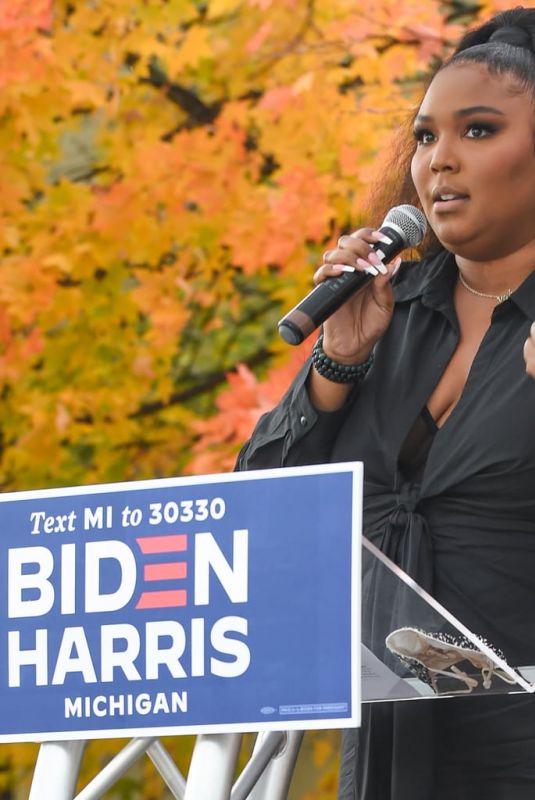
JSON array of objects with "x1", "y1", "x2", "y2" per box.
[{"x1": 300, "y1": 415, "x2": 308, "y2": 427}]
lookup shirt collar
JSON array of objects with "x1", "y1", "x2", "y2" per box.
[
  {"x1": 394, "y1": 249, "x2": 535, "y2": 320},
  {"x1": 394, "y1": 249, "x2": 457, "y2": 310},
  {"x1": 509, "y1": 268, "x2": 535, "y2": 320}
]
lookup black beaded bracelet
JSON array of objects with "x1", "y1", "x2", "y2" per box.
[{"x1": 312, "y1": 334, "x2": 374, "y2": 384}]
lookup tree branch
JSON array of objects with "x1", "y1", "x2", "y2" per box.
[
  {"x1": 141, "y1": 63, "x2": 222, "y2": 132},
  {"x1": 129, "y1": 347, "x2": 272, "y2": 418}
]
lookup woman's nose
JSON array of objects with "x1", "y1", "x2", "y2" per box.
[{"x1": 429, "y1": 137, "x2": 460, "y2": 173}]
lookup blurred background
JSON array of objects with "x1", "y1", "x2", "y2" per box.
[{"x1": 0, "y1": 0, "x2": 507, "y2": 796}]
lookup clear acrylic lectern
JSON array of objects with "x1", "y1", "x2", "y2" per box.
[{"x1": 28, "y1": 537, "x2": 534, "y2": 799}]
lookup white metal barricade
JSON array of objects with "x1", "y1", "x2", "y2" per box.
[{"x1": 28, "y1": 731, "x2": 304, "y2": 800}]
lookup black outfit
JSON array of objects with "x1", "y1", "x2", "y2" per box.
[{"x1": 237, "y1": 250, "x2": 535, "y2": 799}]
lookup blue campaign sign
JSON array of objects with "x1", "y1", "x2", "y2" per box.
[{"x1": 0, "y1": 463, "x2": 361, "y2": 742}]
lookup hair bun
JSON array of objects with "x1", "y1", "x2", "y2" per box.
[{"x1": 488, "y1": 25, "x2": 531, "y2": 49}]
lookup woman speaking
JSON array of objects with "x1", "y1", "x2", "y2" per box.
[{"x1": 238, "y1": 6, "x2": 535, "y2": 800}]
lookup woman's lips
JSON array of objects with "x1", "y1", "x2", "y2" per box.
[{"x1": 432, "y1": 195, "x2": 469, "y2": 212}]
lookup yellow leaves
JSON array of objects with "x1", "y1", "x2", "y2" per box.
[
  {"x1": 207, "y1": 0, "x2": 244, "y2": 16},
  {"x1": 293, "y1": 70, "x2": 314, "y2": 94},
  {"x1": 131, "y1": 267, "x2": 191, "y2": 349},
  {"x1": 313, "y1": 734, "x2": 334, "y2": 768},
  {"x1": 0, "y1": 256, "x2": 55, "y2": 327},
  {"x1": 2, "y1": 225, "x2": 20, "y2": 250},
  {"x1": 164, "y1": 25, "x2": 214, "y2": 74},
  {"x1": 323, "y1": 0, "x2": 463, "y2": 85},
  {"x1": 0, "y1": 2, "x2": 486, "y2": 493},
  {"x1": 478, "y1": 0, "x2": 517, "y2": 12},
  {"x1": 133, "y1": 37, "x2": 179, "y2": 66},
  {"x1": 0, "y1": 318, "x2": 44, "y2": 386},
  {"x1": 246, "y1": 21, "x2": 274, "y2": 54},
  {"x1": 55, "y1": 402, "x2": 71, "y2": 436},
  {"x1": 41, "y1": 253, "x2": 73, "y2": 274},
  {"x1": 221, "y1": 168, "x2": 331, "y2": 276},
  {"x1": 89, "y1": 181, "x2": 174, "y2": 265},
  {"x1": 66, "y1": 80, "x2": 108, "y2": 109}
]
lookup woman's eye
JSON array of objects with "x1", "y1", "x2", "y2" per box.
[
  {"x1": 465, "y1": 123, "x2": 495, "y2": 138},
  {"x1": 414, "y1": 129, "x2": 435, "y2": 145}
]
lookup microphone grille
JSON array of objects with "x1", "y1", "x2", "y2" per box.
[{"x1": 383, "y1": 204, "x2": 427, "y2": 247}]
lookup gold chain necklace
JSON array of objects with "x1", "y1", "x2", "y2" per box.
[{"x1": 458, "y1": 272, "x2": 512, "y2": 304}]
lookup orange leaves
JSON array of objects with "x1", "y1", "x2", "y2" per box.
[
  {"x1": 274, "y1": 167, "x2": 335, "y2": 246},
  {"x1": 325, "y1": 0, "x2": 463, "y2": 84},
  {"x1": 0, "y1": 0, "x2": 488, "y2": 500},
  {"x1": 90, "y1": 182, "x2": 138, "y2": 239},
  {"x1": 0, "y1": 320, "x2": 43, "y2": 385},
  {"x1": 246, "y1": 21, "x2": 274, "y2": 55},
  {"x1": 248, "y1": 0, "x2": 274, "y2": 10},
  {"x1": 263, "y1": 166, "x2": 335, "y2": 269},
  {"x1": 0, "y1": 255, "x2": 57, "y2": 327},
  {"x1": 0, "y1": 159, "x2": 28, "y2": 218},
  {"x1": 222, "y1": 162, "x2": 335, "y2": 276},
  {"x1": 258, "y1": 85, "x2": 295, "y2": 117},
  {"x1": 0, "y1": 27, "x2": 54, "y2": 90},
  {"x1": 131, "y1": 265, "x2": 191, "y2": 350},
  {"x1": 398, "y1": 20, "x2": 463, "y2": 63},
  {"x1": 0, "y1": 0, "x2": 52, "y2": 32},
  {"x1": 187, "y1": 342, "x2": 313, "y2": 474},
  {"x1": 65, "y1": 80, "x2": 109, "y2": 110},
  {"x1": 0, "y1": 0, "x2": 54, "y2": 92}
]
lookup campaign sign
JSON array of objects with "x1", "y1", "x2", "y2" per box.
[{"x1": 0, "y1": 463, "x2": 361, "y2": 742}]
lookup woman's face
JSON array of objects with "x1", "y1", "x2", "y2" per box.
[{"x1": 411, "y1": 62, "x2": 535, "y2": 261}]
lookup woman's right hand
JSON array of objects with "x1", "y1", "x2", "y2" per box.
[{"x1": 314, "y1": 227, "x2": 400, "y2": 364}]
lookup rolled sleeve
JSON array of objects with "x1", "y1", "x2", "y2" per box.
[{"x1": 235, "y1": 360, "x2": 351, "y2": 470}]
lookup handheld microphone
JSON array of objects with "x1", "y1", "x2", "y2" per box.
[{"x1": 278, "y1": 204, "x2": 427, "y2": 345}]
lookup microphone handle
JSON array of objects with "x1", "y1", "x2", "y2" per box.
[
  {"x1": 278, "y1": 269, "x2": 370, "y2": 345},
  {"x1": 278, "y1": 223, "x2": 406, "y2": 346}
]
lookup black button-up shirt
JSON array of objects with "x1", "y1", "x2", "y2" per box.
[
  {"x1": 238, "y1": 249, "x2": 535, "y2": 663},
  {"x1": 238, "y1": 249, "x2": 535, "y2": 799}
]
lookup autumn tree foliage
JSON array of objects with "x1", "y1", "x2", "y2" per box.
[
  {"x1": 0, "y1": 0, "x2": 510, "y2": 795},
  {"x1": 0, "y1": 0, "x2": 509, "y2": 491}
]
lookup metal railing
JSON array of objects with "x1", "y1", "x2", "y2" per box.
[{"x1": 28, "y1": 731, "x2": 304, "y2": 800}]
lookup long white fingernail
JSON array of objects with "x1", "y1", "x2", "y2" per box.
[
  {"x1": 333, "y1": 264, "x2": 356, "y2": 273},
  {"x1": 357, "y1": 257, "x2": 379, "y2": 276},
  {"x1": 371, "y1": 231, "x2": 393, "y2": 245},
  {"x1": 392, "y1": 257, "x2": 402, "y2": 275}
]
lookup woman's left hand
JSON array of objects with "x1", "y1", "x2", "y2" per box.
[{"x1": 523, "y1": 322, "x2": 535, "y2": 379}]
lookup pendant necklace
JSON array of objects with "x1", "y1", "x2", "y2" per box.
[{"x1": 458, "y1": 272, "x2": 512, "y2": 304}]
